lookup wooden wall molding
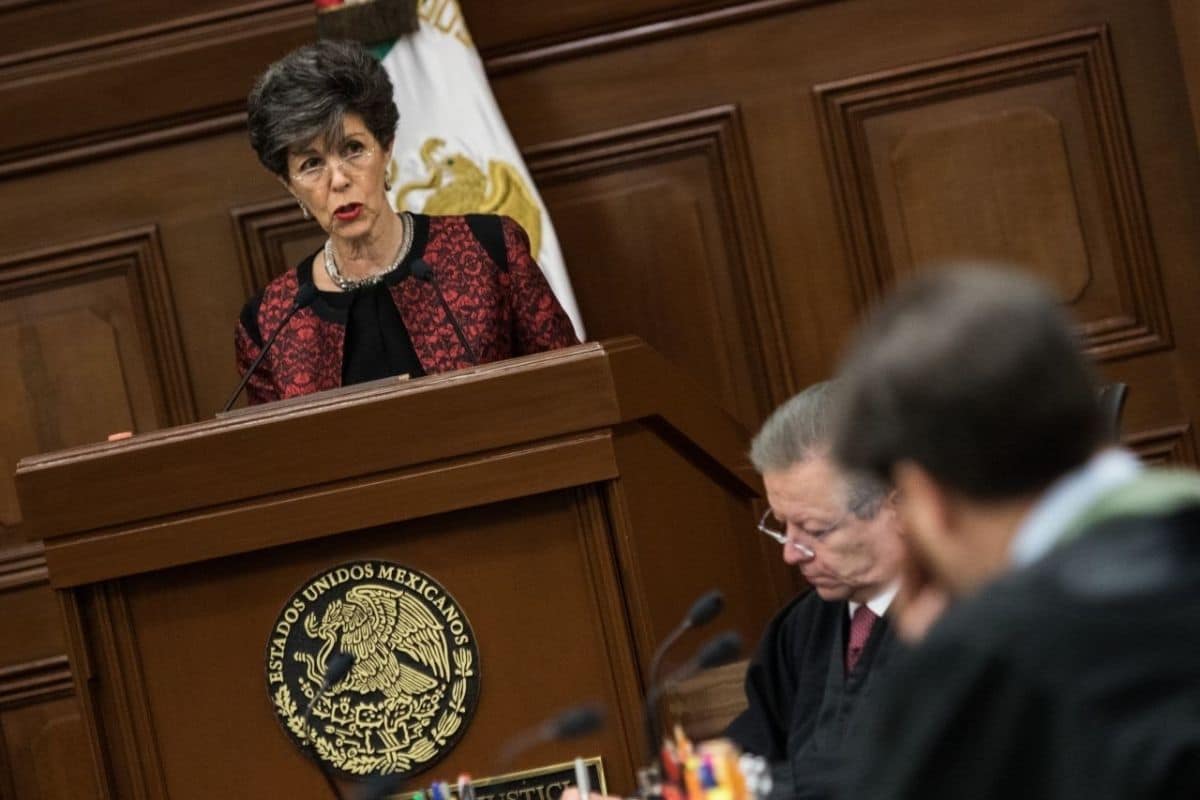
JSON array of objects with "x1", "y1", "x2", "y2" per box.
[
  {"x1": 0, "y1": 1, "x2": 302, "y2": 76},
  {"x1": 0, "y1": 3, "x2": 311, "y2": 179},
  {"x1": 814, "y1": 25, "x2": 1173, "y2": 362},
  {"x1": 58, "y1": 589, "x2": 114, "y2": 798},
  {"x1": 1, "y1": 0, "x2": 828, "y2": 83},
  {"x1": 230, "y1": 196, "x2": 323, "y2": 296},
  {"x1": 526, "y1": 105, "x2": 795, "y2": 413},
  {"x1": 0, "y1": 655, "x2": 74, "y2": 709},
  {"x1": 86, "y1": 584, "x2": 168, "y2": 796},
  {"x1": 1126, "y1": 423, "x2": 1198, "y2": 467},
  {"x1": 598, "y1": 479, "x2": 653, "y2": 696},
  {"x1": 0, "y1": 1, "x2": 832, "y2": 179},
  {"x1": 0, "y1": 226, "x2": 197, "y2": 425},
  {"x1": 481, "y1": 0, "x2": 833, "y2": 76},
  {"x1": 0, "y1": 109, "x2": 249, "y2": 182},
  {"x1": 0, "y1": 0, "x2": 52, "y2": 12},
  {"x1": 573, "y1": 484, "x2": 649, "y2": 777},
  {"x1": 0, "y1": 542, "x2": 47, "y2": 593}
]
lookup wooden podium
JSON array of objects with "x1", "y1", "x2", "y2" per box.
[{"x1": 17, "y1": 338, "x2": 778, "y2": 799}]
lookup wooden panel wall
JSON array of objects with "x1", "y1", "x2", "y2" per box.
[{"x1": 1, "y1": 1, "x2": 1199, "y2": 796}]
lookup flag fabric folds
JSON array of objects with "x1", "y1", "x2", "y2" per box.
[{"x1": 378, "y1": 1, "x2": 586, "y2": 339}]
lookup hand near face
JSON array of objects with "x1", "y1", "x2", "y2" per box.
[{"x1": 890, "y1": 535, "x2": 951, "y2": 643}]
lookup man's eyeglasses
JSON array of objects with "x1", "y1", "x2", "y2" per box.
[
  {"x1": 756, "y1": 508, "x2": 852, "y2": 558},
  {"x1": 291, "y1": 143, "x2": 375, "y2": 186}
]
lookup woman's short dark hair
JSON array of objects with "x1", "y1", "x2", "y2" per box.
[
  {"x1": 247, "y1": 39, "x2": 399, "y2": 178},
  {"x1": 832, "y1": 266, "x2": 1104, "y2": 501}
]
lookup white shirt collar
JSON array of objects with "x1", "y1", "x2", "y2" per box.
[
  {"x1": 1010, "y1": 448, "x2": 1142, "y2": 567},
  {"x1": 848, "y1": 580, "x2": 900, "y2": 620}
]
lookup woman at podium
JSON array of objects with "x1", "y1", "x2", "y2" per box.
[{"x1": 233, "y1": 40, "x2": 578, "y2": 405}]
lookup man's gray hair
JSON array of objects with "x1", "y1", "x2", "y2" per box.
[{"x1": 751, "y1": 381, "x2": 887, "y2": 519}]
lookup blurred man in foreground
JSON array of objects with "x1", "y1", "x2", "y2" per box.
[
  {"x1": 832, "y1": 266, "x2": 1200, "y2": 799},
  {"x1": 726, "y1": 382, "x2": 905, "y2": 799}
]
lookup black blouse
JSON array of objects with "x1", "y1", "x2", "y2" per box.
[
  {"x1": 297, "y1": 215, "x2": 431, "y2": 385},
  {"x1": 329, "y1": 281, "x2": 425, "y2": 384}
]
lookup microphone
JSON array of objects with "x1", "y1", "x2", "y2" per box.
[
  {"x1": 644, "y1": 590, "x2": 724, "y2": 756},
  {"x1": 303, "y1": 651, "x2": 355, "y2": 800},
  {"x1": 648, "y1": 590, "x2": 724, "y2": 689},
  {"x1": 303, "y1": 651, "x2": 354, "y2": 718},
  {"x1": 411, "y1": 259, "x2": 479, "y2": 365},
  {"x1": 497, "y1": 702, "x2": 606, "y2": 766},
  {"x1": 552, "y1": 704, "x2": 607, "y2": 739},
  {"x1": 221, "y1": 282, "x2": 318, "y2": 413},
  {"x1": 645, "y1": 630, "x2": 742, "y2": 754},
  {"x1": 680, "y1": 630, "x2": 743, "y2": 678}
]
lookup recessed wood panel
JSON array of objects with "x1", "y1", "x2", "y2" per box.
[
  {"x1": 0, "y1": 553, "x2": 64, "y2": 668},
  {"x1": 0, "y1": 227, "x2": 194, "y2": 538},
  {"x1": 815, "y1": 25, "x2": 1172, "y2": 362},
  {"x1": 0, "y1": 696, "x2": 100, "y2": 800},
  {"x1": 0, "y1": 629, "x2": 98, "y2": 800},
  {"x1": 230, "y1": 196, "x2": 326, "y2": 296},
  {"x1": 891, "y1": 108, "x2": 1090, "y2": 301},
  {"x1": 1125, "y1": 423, "x2": 1199, "y2": 467},
  {"x1": 0, "y1": 309, "x2": 135, "y2": 451},
  {"x1": 529, "y1": 106, "x2": 792, "y2": 427}
]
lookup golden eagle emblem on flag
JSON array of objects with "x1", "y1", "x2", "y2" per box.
[{"x1": 392, "y1": 137, "x2": 543, "y2": 256}]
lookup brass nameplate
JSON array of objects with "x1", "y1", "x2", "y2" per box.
[{"x1": 390, "y1": 757, "x2": 607, "y2": 800}]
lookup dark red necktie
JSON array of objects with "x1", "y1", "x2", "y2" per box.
[{"x1": 846, "y1": 605, "x2": 878, "y2": 673}]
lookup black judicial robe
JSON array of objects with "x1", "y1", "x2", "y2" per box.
[
  {"x1": 846, "y1": 501, "x2": 1200, "y2": 800},
  {"x1": 726, "y1": 591, "x2": 899, "y2": 799}
]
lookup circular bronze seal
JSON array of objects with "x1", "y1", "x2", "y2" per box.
[{"x1": 266, "y1": 561, "x2": 481, "y2": 778}]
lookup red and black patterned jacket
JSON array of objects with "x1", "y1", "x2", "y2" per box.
[{"x1": 234, "y1": 214, "x2": 579, "y2": 405}]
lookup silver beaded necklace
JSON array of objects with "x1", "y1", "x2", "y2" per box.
[{"x1": 323, "y1": 211, "x2": 414, "y2": 292}]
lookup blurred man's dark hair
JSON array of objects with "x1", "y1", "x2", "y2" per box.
[{"x1": 833, "y1": 266, "x2": 1104, "y2": 499}]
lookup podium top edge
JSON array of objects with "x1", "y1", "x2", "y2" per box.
[{"x1": 15, "y1": 339, "x2": 641, "y2": 474}]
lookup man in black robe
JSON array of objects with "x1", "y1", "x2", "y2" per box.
[
  {"x1": 725, "y1": 381, "x2": 906, "y2": 799},
  {"x1": 831, "y1": 267, "x2": 1200, "y2": 799}
]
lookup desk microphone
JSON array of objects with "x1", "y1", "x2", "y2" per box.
[
  {"x1": 221, "y1": 282, "x2": 318, "y2": 412},
  {"x1": 497, "y1": 703, "x2": 607, "y2": 766},
  {"x1": 644, "y1": 590, "x2": 724, "y2": 755},
  {"x1": 672, "y1": 630, "x2": 743, "y2": 680},
  {"x1": 411, "y1": 259, "x2": 479, "y2": 365},
  {"x1": 645, "y1": 630, "x2": 743, "y2": 754},
  {"x1": 648, "y1": 590, "x2": 724, "y2": 688},
  {"x1": 303, "y1": 651, "x2": 355, "y2": 800},
  {"x1": 304, "y1": 651, "x2": 354, "y2": 718}
]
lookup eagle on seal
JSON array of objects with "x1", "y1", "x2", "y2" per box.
[{"x1": 307, "y1": 584, "x2": 451, "y2": 699}]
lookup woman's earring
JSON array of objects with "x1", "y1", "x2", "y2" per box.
[
  {"x1": 298, "y1": 201, "x2": 311, "y2": 220},
  {"x1": 384, "y1": 175, "x2": 392, "y2": 192}
]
